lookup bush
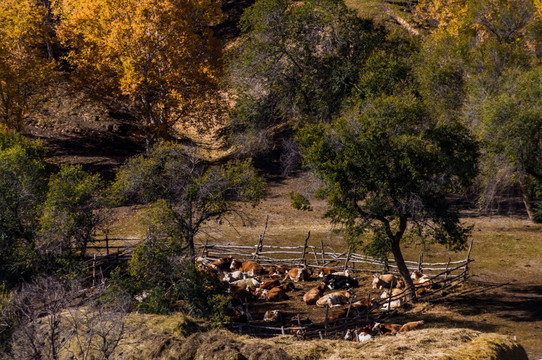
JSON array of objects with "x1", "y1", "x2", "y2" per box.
[
  {"x1": 136, "y1": 287, "x2": 172, "y2": 315},
  {"x1": 533, "y1": 201, "x2": 542, "y2": 224},
  {"x1": 173, "y1": 262, "x2": 230, "y2": 319},
  {"x1": 0, "y1": 282, "x2": 14, "y2": 357}
]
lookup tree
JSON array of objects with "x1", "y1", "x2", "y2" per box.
[
  {"x1": 0, "y1": 126, "x2": 48, "y2": 284},
  {"x1": 111, "y1": 141, "x2": 264, "y2": 259},
  {"x1": 67, "y1": 284, "x2": 130, "y2": 360},
  {"x1": 297, "y1": 94, "x2": 479, "y2": 299},
  {"x1": 38, "y1": 164, "x2": 106, "y2": 258},
  {"x1": 9, "y1": 276, "x2": 71, "y2": 360},
  {"x1": 227, "y1": 0, "x2": 384, "y2": 156},
  {"x1": 477, "y1": 67, "x2": 542, "y2": 221},
  {"x1": 0, "y1": 0, "x2": 54, "y2": 131},
  {"x1": 54, "y1": 0, "x2": 223, "y2": 150},
  {"x1": 416, "y1": 0, "x2": 537, "y2": 93}
]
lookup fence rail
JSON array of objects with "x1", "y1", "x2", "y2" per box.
[{"x1": 196, "y1": 238, "x2": 473, "y2": 278}]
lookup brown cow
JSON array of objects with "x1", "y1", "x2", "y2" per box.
[
  {"x1": 329, "y1": 307, "x2": 350, "y2": 321},
  {"x1": 266, "y1": 283, "x2": 294, "y2": 302},
  {"x1": 399, "y1": 320, "x2": 425, "y2": 333},
  {"x1": 372, "y1": 322, "x2": 402, "y2": 336},
  {"x1": 259, "y1": 279, "x2": 281, "y2": 290},
  {"x1": 303, "y1": 282, "x2": 326, "y2": 305}
]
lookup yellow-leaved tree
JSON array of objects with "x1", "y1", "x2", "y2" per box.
[
  {"x1": 54, "y1": 0, "x2": 223, "y2": 149},
  {"x1": 0, "y1": 0, "x2": 54, "y2": 131}
]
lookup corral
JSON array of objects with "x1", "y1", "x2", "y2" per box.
[{"x1": 194, "y1": 233, "x2": 474, "y2": 340}]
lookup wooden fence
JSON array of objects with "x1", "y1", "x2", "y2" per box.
[
  {"x1": 86, "y1": 236, "x2": 140, "y2": 256},
  {"x1": 196, "y1": 234, "x2": 474, "y2": 279}
]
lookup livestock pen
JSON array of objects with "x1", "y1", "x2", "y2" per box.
[{"x1": 195, "y1": 236, "x2": 474, "y2": 340}]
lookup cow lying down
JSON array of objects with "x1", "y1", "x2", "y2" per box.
[{"x1": 322, "y1": 274, "x2": 359, "y2": 290}]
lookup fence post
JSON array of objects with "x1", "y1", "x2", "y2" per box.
[
  {"x1": 344, "y1": 245, "x2": 352, "y2": 271},
  {"x1": 324, "y1": 305, "x2": 329, "y2": 336},
  {"x1": 445, "y1": 257, "x2": 451, "y2": 280},
  {"x1": 320, "y1": 238, "x2": 325, "y2": 265},
  {"x1": 254, "y1": 235, "x2": 263, "y2": 263},
  {"x1": 418, "y1": 253, "x2": 423, "y2": 271},
  {"x1": 301, "y1": 231, "x2": 311, "y2": 267},
  {"x1": 312, "y1": 248, "x2": 320, "y2": 266},
  {"x1": 387, "y1": 282, "x2": 393, "y2": 311},
  {"x1": 464, "y1": 239, "x2": 474, "y2": 280},
  {"x1": 319, "y1": 330, "x2": 323, "y2": 339},
  {"x1": 92, "y1": 254, "x2": 96, "y2": 287},
  {"x1": 366, "y1": 293, "x2": 371, "y2": 322},
  {"x1": 254, "y1": 215, "x2": 269, "y2": 263},
  {"x1": 345, "y1": 295, "x2": 353, "y2": 320},
  {"x1": 200, "y1": 238, "x2": 209, "y2": 258},
  {"x1": 105, "y1": 234, "x2": 109, "y2": 256}
]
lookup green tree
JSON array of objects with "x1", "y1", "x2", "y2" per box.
[
  {"x1": 477, "y1": 67, "x2": 542, "y2": 221},
  {"x1": 0, "y1": 0, "x2": 54, "y2": 131},
  {"x1": 54, "y1": 0, "x2": 223, "y2": 150},
  {"x1": 297, "y1": 95, "x2": 479, "y2": 299},
  {"x1": 111, "y1": 141, "x2": 264, "y2": 258},
  {"x1": 38, "y1": 164, "x2": 106, "y2": 258},
  {"x1": 0, "y1": 126, "x2": 48, "y2": 284},
  {"x1": 227, "y1": 0, "x2": 384, "y2": 155}
]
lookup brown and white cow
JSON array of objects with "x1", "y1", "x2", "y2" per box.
[
  {"x1": 283, "y1": 267, "x2": 310, "y2": 282},
  {"x1": 231, "y1": 278, "x2": 261, "y2": 290},
  {"x1": 209, "y1": 256, "x2": 233, "y2": 272},
  {"x1": 230, "y1": 259, "x2": 267, "y2": 276},
  {"x1": 318, "y1": 267, "x2": 335, "y2": 278},
  {"x1": 316, "y1": 291, "x2": 350, "y2": 307},
  {"x1": 263, "y1": 310, "x2": 282, "y2": 322},
  {"x1": 411, "y1": 270, "x2": 431, "y2": 284},
  {"x1": 345, "y1": 326, "x2": 375, "y2": 342},
  {"x1": 269, "y1": 266, "x2": 291, "y2": 278},
  {"x1": 372, "y1": 273, "x2": 398, "y2": 290}
]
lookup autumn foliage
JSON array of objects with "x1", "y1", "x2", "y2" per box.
[{"x1": 54, "y1": 0, "x2": 223, "y2": 146}]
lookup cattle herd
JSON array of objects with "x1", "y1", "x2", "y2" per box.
[{"x1": 196, "y1": 256, "x2": 435, "y2": 340}]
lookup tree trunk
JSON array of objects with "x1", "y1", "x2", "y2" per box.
[
  {"x1": 390, "y1": 240, "x2": 416, "y2": 301},
  {"x1": 187, "y1": 234, "x2": 195, "y2": 261},
  {"x1": 519, "y1": 176, "x2": 538, "y2": 222}
]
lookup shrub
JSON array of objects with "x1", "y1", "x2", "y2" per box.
[
  {"x1": 136, "y1": 287, "x2": 172, "y2": 315},
  {"x1": 173, "y1": 262, "x2": 230, "y2": 319}
]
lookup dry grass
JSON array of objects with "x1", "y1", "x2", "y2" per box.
[{"x1": 112, "y1": 323, "x2": 526, "y2": 360}]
